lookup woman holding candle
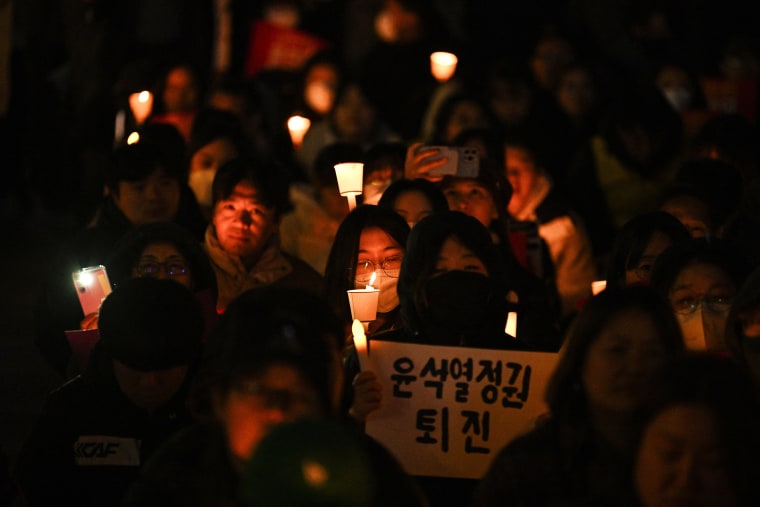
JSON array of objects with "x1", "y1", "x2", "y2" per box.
[{"x1": 324, "y1": 204, "x2": 410, "y2": 344}]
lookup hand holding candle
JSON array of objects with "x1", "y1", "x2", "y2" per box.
[{"x1": 352, "y1": 319, "x2": 369, "y2": 369}]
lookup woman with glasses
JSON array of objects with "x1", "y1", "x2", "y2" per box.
[
  {"x1": 74, "y1": 223, "x2": 219, "y2": 350},
  {"x1": 324, "y1": 205, "x2": 410, "y2": 343},
  {"x1": 651, "y1": 238, "x2": 748, "y2": 352}
]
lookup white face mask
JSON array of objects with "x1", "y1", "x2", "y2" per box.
[
  {"x1": 355, "y1": 270, "x2": 399, "y2": 313},
  {"x1": 676, "y1": 306, "x2": 729, "y2": 351},
  {"x1": 188, "y1": 169, "x2": 216, "y2": 209}
]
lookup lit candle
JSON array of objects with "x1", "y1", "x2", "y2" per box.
[
  {"x1": 334, "y1": 162, "x2": 363, "y2": 211},
  {"x1": 430, "y1": 52, "x2": 458, "y2": 82},
  {"x1": 505, "y1": 311, "x2": 518, "y2": 338},
  {"x1": 591, "y1": 280, "x2": 607, "y2": 296},
  {"x1": 287, "y1": 115, "x2": 311, "y2": 149},
  {"x1": 352, "y1": 318, "x2": 369, "y2": 369},
  {"x1": 365, "y1": 271, "x2": 376, "y2": 290},
  {"x1": 128, "y1": 91, "x2": 153, "y2": 125}
]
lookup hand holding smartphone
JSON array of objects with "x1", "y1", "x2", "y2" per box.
[
  {"x1": 72, "y1": 266, "x2": 112, "y2": 317},
  {"x1": 419, "y1": 145, "x2": 479, "y2": 178}
]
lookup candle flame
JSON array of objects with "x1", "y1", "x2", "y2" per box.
[
  {"x1": 138, "y1": 90, "x2": 151, "y2": 103},
  {"x1": 369, "y1": 271, "x2": 376, "y2": 288},
  {"x1": 126, "y1": 132, "x2": 140, "y2": 145}
]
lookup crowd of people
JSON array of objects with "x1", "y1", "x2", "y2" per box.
[{"x1": 3, "y1": 0, "x2": 760, "y2": 505}]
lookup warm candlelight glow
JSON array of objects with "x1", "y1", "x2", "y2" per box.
[
  {"x1": 126, "y1": 132, "x2": 140, "y2": 145},
  {"x1": 366, "y1": 271, "x2": 377, "y2": 290},
  {"x1": 352, "y1": 318, "x2": 369, "y2": 368},
  {"x1": 128, "y1": 91, "x2": 154, "y2": 125},
  {"x1": 287, "y1": 115, "x2": 311, "y2": 148},
  {"x1": 430, "y1": 52, "x2": 458, "y2": 82},
  {"x1": 505, "y1": 312, "x2": 518, "y2": 338},
  {"x1": 347, "y1": 287, "x2": 379, "y2": 323},
  {"x1": 591, "y1": 280, "x2": 607, "y2": 296},
  {"x1": 334, "y1": 162, "x2": 364, "y2": 210}
]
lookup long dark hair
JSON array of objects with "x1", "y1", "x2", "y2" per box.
[
  {"x1": 399, "y1": 210, "x2": 507, "y2": 337},
  {"x1": 323, "y1": 205, "x2": 410, "y2": 325}
]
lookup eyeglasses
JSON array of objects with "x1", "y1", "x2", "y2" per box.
[
  {"x1": 134, "y1": 261, "x2": 188, "y2": 278},
  {"x1": 671, "y1": 294, "x2": 733, "y2": 315},
  {"x1": 354, "y1": 255, "x2": 402, "y2": 279}
]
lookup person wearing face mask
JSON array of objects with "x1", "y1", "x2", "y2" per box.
[
  {"x1": 187, "y1": 108, "x2": 247, "y2": 219},
  {"x1": 324, "y1": 205, "x2": 410, "y2": 344},
  {"x1": 651, "y1": 238, "x2": 747, "y2": 352},
  {"x1": 348, "y1": 211, "x2": 559, "y2": 506}
]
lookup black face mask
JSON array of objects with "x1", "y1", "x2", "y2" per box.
[{"x1": 420, "y1": 271, "x2": 495, "y2": 345}]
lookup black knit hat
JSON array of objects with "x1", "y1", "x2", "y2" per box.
[{"x1": 98, "y1": 278, "x2": 204, "y2": 371}]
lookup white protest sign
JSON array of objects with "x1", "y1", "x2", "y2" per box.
[{"x1": 364, "y1": 341, "x2": 559, "y2": 479}]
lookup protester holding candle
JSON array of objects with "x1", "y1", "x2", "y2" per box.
[
  {"x1": 324, "y1": 204, "x2": 410, "y2": 344},
  {"x1": 473, "y1": 285, "x2": 685, "y2": 507}
]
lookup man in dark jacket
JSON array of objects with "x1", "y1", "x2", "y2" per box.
[{"x1": 14, "y1": 278, "x2": 204, "y2": 506}]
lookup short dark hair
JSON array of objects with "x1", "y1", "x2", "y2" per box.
[
  {"x1": 106, "y1": 134, "x2": 185, "y2": 194},
  {"x1": 211, "y1": 157, "x2": 293, "y2": 217}
]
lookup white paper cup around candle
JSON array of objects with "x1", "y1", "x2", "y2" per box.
[
  {"x1": 128, "y1": 91, "x2": 153, "y2": 125},
  {"x1": 287, "y1": 115, "x2": 311, "y2": 148},
  {"x1": 591, "y1": 280, "x2": 607, "y2": 296},
  {"x1": 505, "y1": 311, "x2": 518, "y2": 338},
  {"x1": 347, "y1": 288, "x2": 379, "y2": 323},
  {"x1": 334, "y1": 162, "x2": 364, "y2": 210},
  {"x1": 430, "y1": 52, "x2": 458, "y2": 82}
]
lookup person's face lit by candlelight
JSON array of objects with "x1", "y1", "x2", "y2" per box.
[
  {"x1": 505, "y1": 145, "x2": 541, "y2": 218},
  {"x1": 112, "y1": 167, "x2": 181, "y2": 226},
  {"x1": 213, "y1": 363, "x2": 323, "y2": 463},
  {"x1": 442, "y1": 179, "x2": 499, "y2": 229},
  {"x1": 392, "y1": 189, "x2": 434, "y2": 229},
  {"x1": 355, "y1": 227, "x2": 404, "y2": 312},
  {"x1": 212, "y1": 180, "x2": 279, "y2": 267}
]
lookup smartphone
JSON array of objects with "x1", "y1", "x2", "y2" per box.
[
  {"x1": 421, "y1": 145, "x2": 480, "y2": 178},
  {"x1": 72, "y1": 265, "x2": 112, "y2": 316}
]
